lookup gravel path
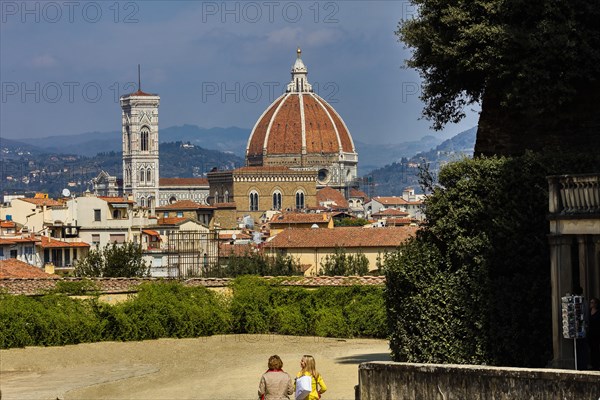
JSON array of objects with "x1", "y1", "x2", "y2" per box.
[{"x1": 0, "y1": 335, "x2": 391, "y2": 400}]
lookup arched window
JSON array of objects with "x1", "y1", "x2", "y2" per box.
[
  {"x1": 140, "y1": 197, "x2": 146, "y2": 207},
  {"x1": 140, "y1": 169, "x2": 145, "y2": 183},
  {"x1": 214, "y1": 191, "x2": 219, "y2": 204},
  {"x1": 224, "y1": 190, "x2": 229, "y2": 203},
  {"x1": 272, "y1": 191, "x2": 282, "y2": 210},
  {"x1": 140, "y1": 126, "x2": 149, "y2": 151},
  {"x1": 249, "y1": 191, "x2": 259, "y2": 211},
  {"x1": 146, "y1": 168, "x2": 151, "y2": 183},
  {"x1": 295, "y1": 191, "x2": 305, "y2": 210},
  {"x1": 169, "y1": 196, "x2": 177, "y2": 204}
]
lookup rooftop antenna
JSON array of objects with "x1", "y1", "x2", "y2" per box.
[{"x1": 138, "y1": 64, "x2": 141, "y2": 91}]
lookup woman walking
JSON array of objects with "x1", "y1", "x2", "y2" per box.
[
  {"x1": 296, "y1": 355, "x2": 327, "y2": 400},
  {"x1": 258, "y1": 355, "x2": 294, "y2": 400}
]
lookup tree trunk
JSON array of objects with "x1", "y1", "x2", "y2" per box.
[{"x1": 475, "y1": 82, "x2": 600, "y2": 157}]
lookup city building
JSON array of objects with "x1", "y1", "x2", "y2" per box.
[
  {"x1": 364, "y1": 188, "x2": 425, "y2": 220},
  {"x1": 547, "y1": 173, "x2": 600, "y2": 368},
  {"x1": 265, "y1": 225, "x2": 418, "y2": 275},
  {"x1": 207, "y1": 166, "x2": 318, "y2": 228},
  {"x1": 93, "y1": 86, "x2": 210, "y2": 207}
]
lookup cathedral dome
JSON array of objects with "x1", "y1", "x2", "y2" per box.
[{"x1": 246, "y1": 49, "x2": 358, "y2": 188}]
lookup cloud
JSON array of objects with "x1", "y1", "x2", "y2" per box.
[
  {"x1": 266, "y1": 27, "x2": 302, "y2": 45},
  {"x1": 31, "y1": 55, "x2": 58, "y2": 68},
  {"x1": 306, "y1": 29, "x2": 342, "y2": 46}
]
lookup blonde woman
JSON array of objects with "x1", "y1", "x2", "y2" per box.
[{"x1": 296, "y1": 355, "x2": 327, "y2": 399}]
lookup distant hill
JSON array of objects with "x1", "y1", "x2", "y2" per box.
[
  {"x1": 2, "y1": 125, "x2": 478, "y2": 199},
  {"x1": 0, "y1": 137, "x2": 45, "y2": 158},
  {"x1": 0, "y1": 142, "x2": 243, "y2": 198},
  {"x1": 12, "y1": 125, "x2": 449, "y2": 170},
  {"x1": 16, "y1": 125, "x2": 251, "y2": 157},
  {"x1": 362, "y1": 127, "x2": 477, "y2": 196},
  {"x1": 354, "y1": 135, "x2": 446, "y2": 175}
]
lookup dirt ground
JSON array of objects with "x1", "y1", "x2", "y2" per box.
[{"x1": 0, "y1": 335, "x2": 391, "y2": 400}]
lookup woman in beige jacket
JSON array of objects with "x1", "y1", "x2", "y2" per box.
[{"x1": 258, "y1": 355, "x2": 294, "y2": 400}]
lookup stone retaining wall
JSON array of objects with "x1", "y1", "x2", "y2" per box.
[
  {"x1": 358, "y1": 362, "x2": 600, "y2": 400},
  {"x1": 0, "y1": 275, "x2": 385, "y2": 295}
]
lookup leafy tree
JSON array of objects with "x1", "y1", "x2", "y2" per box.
[
  {"x1": 211, "y1": 251, "x2": 302, "y2": 277},
  {"x1": 320, "y1": 247, "x2": 369, "y2": 276},
  {"x1": 397, "y1": 0, "x2": 600, "y2": 156},
  {"x1": 74, "y1": 242, "x2": 149, "y2": 277},
  {"x1": 334, "y1": 217, "x2": 369, "y2": 227}
]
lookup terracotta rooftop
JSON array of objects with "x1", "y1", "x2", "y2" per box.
[
  {"x1": 219, "y1": 243, "x2": 255, "y2": 257},
  {"x1": 142, "y1": 229, "x2": 161, "y2": 237},
  {"x1": 99, "y1": 196, "x2": 135, "y2": 204},
  {"x1": 219, "y1": 232, "x2": 252, "y2": 240},
  {"x1": 372, "y1": 196, "x2": 422, "y2": 206},
  {"x1": 159, "y1": 177, "x2": 209, "y2": 187},
  {"x1": 1, "y1": 220, "x2": 17, "y2": 228},
  {"x1": 372, "y1": 208, "x2": 410, "y2": 217},
  {"x1": 266, "y1": 226, "x2": 418, "y2": 249},
  {"x1": 349, "y1": 188, "x2": 369, "y2": 200},
  {"x1": 0, "y1": 259, "x2": 58, "y2": 279},
  {"x1": 156, "y1": 200, "x2": 215, "y2": 211},
  {"x1": 246, "y1": 92, "x2": 355, "y2": 160},
  {"x1": 0, "y1": 276, "x2": 385, "y2": 295},
  {"x1": 317, "y1": 187, "x2": 349, "y2": 208},
  {"x1": 20, "y1": 198, "x2": 63, "y2": 207},
  {"x1": 270, "y1": 212, "x2": 331, "y2": 225},
  {"x1": 157, "y1": 217, "x2": 189, "y2": 226},
  {"x1": 272, "y1": 275, "x2": 385, "y2": 287},
  {"x1": 127, "y1": 89, "x2": 156, "y2": 97},
  {"x1": 39, "y1": 236, "x2": 90, "y2": 248},
  {"x1": 386, "y1": 217, "x2": 414, "y2": 226},
  {"x1": 0, "y1": 236, "x2": 39, "y2": 245}
]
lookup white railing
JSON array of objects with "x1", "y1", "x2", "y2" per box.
[{"x1": 548, "y1": 174, "x2": 600, "y2": 215}]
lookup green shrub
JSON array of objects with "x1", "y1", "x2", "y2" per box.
[
  {"x1": 271, "y1": 305, "x2": 309, "y2": 336},
  {"x1": 0, "y1": 278, "x2": 386, "y2": 348},
  {"x1": 344, "y1": 290, "x2": 387, "y2": 338},
  {"x1": 229, "y1": 276, "x2": 273, "y2": 333},
  {"x1": 107, "y1": 282, "x2": 230, "y2": 341},
  {"x1": 315, "y1": 308, "x2": 351, "y2": 337},
  {"x1": 0, "y1": 293, "x2": 103, "y2": 348},
  {"x1": 51, "y1": 279, "x2": 100, "y2": 295},
  {"x1": 212, "y1": 252, "x2": 303, "y2": 277}
]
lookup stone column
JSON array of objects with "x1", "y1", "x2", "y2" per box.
[
  {"x1": 591, "y1": 235, "x2": 600, "y2": 298},
  {"x1": 577, "y1": 235, "x2": 589, "y2": 294},
  {"x1": 548, "y1": 234, "x2": 574, "y2": 368}
]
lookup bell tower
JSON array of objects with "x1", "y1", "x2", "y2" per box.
[{"x1": 120, "y1": 66, "x2": 160, "y2": 209}]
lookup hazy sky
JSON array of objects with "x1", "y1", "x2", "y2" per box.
[{"x1": 1, "y1": 1, "x2": 480, "y2": 144}]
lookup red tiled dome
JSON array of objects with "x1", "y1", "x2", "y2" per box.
[
  {"x1": 246, "y1": 92, "x2": 355, "y2": 163},
  {"x1": 246, "y1": 50, "x2": 357, "y2": 169}
]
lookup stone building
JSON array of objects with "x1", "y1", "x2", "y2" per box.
[
  {"x1": 547, "y1": 173, "x2": 600, "y2": 368},
  {"x1": 207, "y1": 49, "x2": 359, "y2": 227},
  {"x1": 207, "y1": 166, "x2": 317, "y2": 228},
  {"x1": 94, "y1": 86, "x2": 209, "y2": 207}
]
